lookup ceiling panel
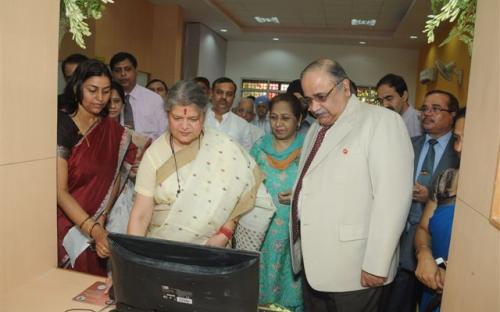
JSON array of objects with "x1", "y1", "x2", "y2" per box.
[{"x1": 153, "y1": 0, "x2": 431, "y2": 48}]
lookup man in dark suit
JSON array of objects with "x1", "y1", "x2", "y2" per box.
[{"x1": 380, "y1": 89, "x2": 460, "y2": 312}]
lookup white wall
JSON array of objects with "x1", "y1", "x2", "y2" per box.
[
  {"x1": 225, "y1": 41, "x2": 420, "y2": 104},
  {"x1": 197, "y1": 24, "x2": 227, "y2": 83},
  {"x1": 182, "y1": 23, "x2": 201, "y2": 80},
  {"x1": 182, "y1": 23, "x2": 227, "y2": 84}
]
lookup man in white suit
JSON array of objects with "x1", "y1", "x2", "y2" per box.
[{"x1": 290, "y1": 59, "x2": 414, "y2": 311}]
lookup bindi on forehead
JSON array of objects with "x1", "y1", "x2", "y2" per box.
[{"x1": 184, "y1": 108, "x2": 187, "y2": 115}]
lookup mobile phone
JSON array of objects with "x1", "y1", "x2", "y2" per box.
[{"x1": 435, "y1": 257, "x2": 447, "y2": 270}]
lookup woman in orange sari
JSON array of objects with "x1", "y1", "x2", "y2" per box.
[{"x1": 57, "y1": 60, "x2": 136, "y2": 276}]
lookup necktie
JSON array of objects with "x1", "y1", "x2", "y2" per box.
[
  {"x1": 123, "y1": 94, "x2": 135, "y2": 130},
  {"x1": 417, "y1": 139, "x2": 438, "y2": 186},
  {"x1": 291, "y1": 125, "x2": 331, "y2": 242}
]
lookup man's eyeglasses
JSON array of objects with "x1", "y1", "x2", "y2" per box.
[
  {"x1": 303, "y1": 80, "x2": 343, "y2": 106},
  {"x1": 419, "y1": 105, "x2": 453, "y2": 114}
]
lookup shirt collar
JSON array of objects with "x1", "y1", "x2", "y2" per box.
[
  {"x1": 425, "y1": 130, "x2": 452, "y2": 148},
  {"x1": 209, "y1": 108, "x2": 231, "y2": 122},
  {"x1": 127, "y1": 84, "x2": 140, "y2": 100}
]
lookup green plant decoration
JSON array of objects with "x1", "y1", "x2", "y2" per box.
[
  {"x1": 59, "y1": 0, "x2": 114, "y2": 49},
  {"x1": 424, "y1": 0, "x2": 477, "y2": 55}
]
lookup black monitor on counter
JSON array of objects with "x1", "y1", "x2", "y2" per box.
[{"x1": 107, "y1": 233, "x2": 259, "y2": 312}]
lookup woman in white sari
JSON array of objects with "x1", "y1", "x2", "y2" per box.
[{"x1": 128, "y1": 80, "x2": 272, "y2": 247}]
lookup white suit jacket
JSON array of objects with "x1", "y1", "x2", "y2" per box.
[{"x1": 291, "y1": 96, "x2": 414, "y2": 292}]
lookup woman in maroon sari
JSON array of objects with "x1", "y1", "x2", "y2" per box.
[{"x1": 57, "y1": 60, "x2": 136, "y2": 276}]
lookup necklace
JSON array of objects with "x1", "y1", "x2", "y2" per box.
[
  {"x1": 72, "y1": 113, "x2": 100, "y2": 147},
  {"x1": 169, "y1": 134, "x2": 182, "y2": 198},
  {"x1": 168, "y1": 132, "x2": 204, "y2": 198}
]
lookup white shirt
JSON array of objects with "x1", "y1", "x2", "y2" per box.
[
  {"x1": 204, "y1": 109, "x2": 253, "y2": 150},
  {"x1": 248, "y1": 122, "x2": 265, "y2": 147},
  {"x1": 125, "y1": 84, "x2": 168, "y2": 139},
  {"x1": 402, "y1": 105, "x2": 422, "y2": 138}
]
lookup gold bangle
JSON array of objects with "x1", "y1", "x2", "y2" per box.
[
  {"x1": 79, "y1": 216, "x2": 91, "y2": 228},
  {"x1": 89, "y1": 222, "x2": 101, "y2": 239}
]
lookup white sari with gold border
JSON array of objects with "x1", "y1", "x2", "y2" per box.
[{"x1": 144, "y1": 128, "x2": 272, "y2": 245}]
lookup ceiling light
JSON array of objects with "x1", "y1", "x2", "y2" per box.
[
  {"x1": 220, "y1": 29, "x2": 228, "y2": 32},
  {"x1": 410, "y1": 35, "x2": 418, "y2": 39},
  {"x1": 351, "y1": 19, "x2": 376, "y2": 26},
  {"x1": 254, "y1": 16, "x2": 280, "y2": 24},
  {"x1": 272, "y1": 37, "x2": 279, "y2": 41},
  {"x1": 359, "y1": 41, "x2": 366, "y2": 45}
]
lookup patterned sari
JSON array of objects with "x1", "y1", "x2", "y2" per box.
[
  {"x1": 250, "y1": 133, "x2": 305, "y2": 312},
  {"x1": 106, "y1": 129, "x2": 152, "y2": 234},
  {"x1": 135, "y1": 128, "x2": 270, "y2": 245},
  {"x1": 57, "y1": 113, "x2": 136, "y2": 276}
]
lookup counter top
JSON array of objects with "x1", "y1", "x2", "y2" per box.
[{"x1": 0, "y1": 268, "x2": 113, "y2": 312}]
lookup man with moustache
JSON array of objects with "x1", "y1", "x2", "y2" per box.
[
  {"x1": 110, "y1": 52, "x2": 167, "y2": 139},
  {"x1": 204, "y1": 77, "x2": 253, "y2": 150},
  {"x1": 291, "y1": 59, "x2": 413, "y2": 311},
  {"x1": 380, "y1": 90, "x2": 460, "y2": 312},
  {"x1": 376, "y1": 74, "x2": 422, "y2": 138}
]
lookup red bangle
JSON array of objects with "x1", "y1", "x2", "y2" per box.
[{"x1": 217, "y1": 226, "x2": 234, "y2": 240}]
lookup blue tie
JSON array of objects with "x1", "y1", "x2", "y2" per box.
[{"x1": 417, "y1": 139, "x2": 438, "y2": 186}]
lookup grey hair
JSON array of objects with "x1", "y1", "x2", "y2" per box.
[
  {"x1": 238, "y1": 98, "x2": 256, "y2": 113},
  {"x1": 300, "y1": 59, "x2": 350, "y2": 84},
  {"x1": 164, "y1": 80, "x2": 209, "y2": 112}
]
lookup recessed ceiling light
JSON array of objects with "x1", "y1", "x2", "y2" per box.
[
  {"x1": 220, "y1": 29, "x2": 228, "y2": 32},
  {"x1": 410, "y1": 35, "x2": 418, "y2": 39},
  {"x1": 273, "y1": 37, "x2": 280, "y2": 41},
  {"x1": 351, "y1": 19, "x2": 376, "y2": 26},
  {"x1": 359, "y1": 41, "x2": 366, "y2": 45},
  {"x1": 255, "y1": 16, "x2": 280, "y2": 24}
]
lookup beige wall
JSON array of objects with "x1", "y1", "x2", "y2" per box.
[
  {"x1": 151, "y1": 5, "x2": 184, "y2": 85},
  {"x1": 442, "y1": 0, "x2": 500, "y2": 310},
  {"x1": 0, "y1": 0, "x2": 59, "y2": 293},
  {"x1": 94, "y1": 0, "x2": 155, "y2": 70},
  {"x1": 59, "y1": 0, "x2": 184, "y2": 86},
  {"x1": 415, "y1": 22, "x2": 472, "y2": 108}
]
